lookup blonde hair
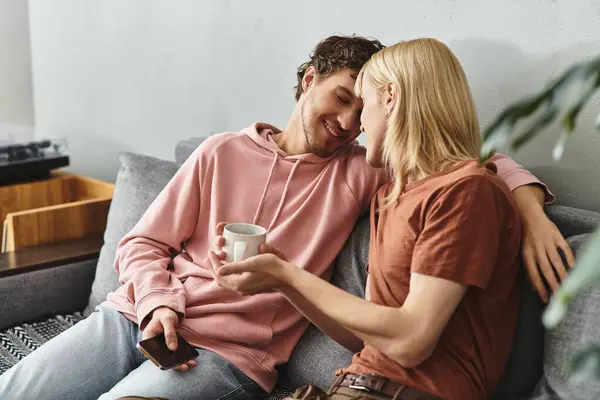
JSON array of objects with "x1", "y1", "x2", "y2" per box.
[{"x1": 355, "y1": 38, "x2": 481, "y2": 207}]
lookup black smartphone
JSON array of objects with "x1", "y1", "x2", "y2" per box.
[{"x1": 136, "y1": 333, "x2": 199, "y2": 370}]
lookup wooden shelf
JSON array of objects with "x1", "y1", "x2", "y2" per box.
[
  {"x1": 0, "y1": 235, "x2": 103, "y2": 278},
  {"x1": 1, "y1": 171, "x2": 114, "y2": 252}
]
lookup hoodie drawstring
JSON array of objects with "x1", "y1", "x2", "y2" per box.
[
  {"x1": 253, "y1": 153, "x2": 278, "y2": 226},
  {"x1": 253, "y1": 153, "x2": 301, "y2": 233},
  {"x1": 267, "y1": 159, "x2": 300, "y2": 232}
]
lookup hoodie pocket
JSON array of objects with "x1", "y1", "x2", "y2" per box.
[
  {"x1": 252, "y1": 297, "x2": 279, "y2": 347},
  {"x1": 182, "y1": 277, "x2": 280, "y2": 347}
]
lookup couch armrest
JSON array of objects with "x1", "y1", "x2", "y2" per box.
[{"x1": 0, "y1": 236, "x2": 102, "y2": 330}]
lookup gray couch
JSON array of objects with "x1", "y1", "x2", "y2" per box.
[{"x1": 1, "y1": 136, "x2": 599, "y2": 400}]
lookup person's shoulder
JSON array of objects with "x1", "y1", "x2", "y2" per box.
[
  {"x1": 199, "y1": 131, "x2": 245, "y2": 149},
  {"x1": 431, "y1": 161, "x2": 513, "y2": 202},
  {"x1": 189, "y1": 131, "x2": 248, "y2": 159}
]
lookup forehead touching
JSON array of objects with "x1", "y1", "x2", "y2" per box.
[
  {"x1": 354, "y1": 70, "x2": 377, "y2": 101},
  {"x1": 321, "y1": 68, "x2": 364, "y2": 107}
]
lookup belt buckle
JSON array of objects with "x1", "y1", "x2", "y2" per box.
[{"x1": 348, "y1": 384, "x2": 371, "y2": 392}]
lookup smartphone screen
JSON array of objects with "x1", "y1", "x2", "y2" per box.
[{"x1": 137, "y1": 333, "x2": 199, "y2": 370}]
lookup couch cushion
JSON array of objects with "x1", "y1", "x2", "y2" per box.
[
  {"x1": 280, "y1": 214, "x2": 370, "y2": 391},
  {"x1": 545, "y1": 204, "x2": 599, "y2": 239},
  {"x1": 84, "y1": 153, "x2": 179, "y2": 315},
  {"x1": 533, "y1": 234, "x2": 600, "y2": 399},
  {"x1": 175, "y1": 137, "x2": 205, "y2": 165}
]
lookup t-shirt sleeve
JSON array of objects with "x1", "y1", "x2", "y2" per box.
[{"x1": 411, "y1": 175, "x2": 514, "y2": 289}]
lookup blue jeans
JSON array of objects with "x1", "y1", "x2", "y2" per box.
[{"x1": 0, "y1": 306, "x2": 263, "y2": 400}]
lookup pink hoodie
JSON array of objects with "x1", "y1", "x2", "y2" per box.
[{"x1": 103, "y1": 122, "x2": 552, "y2": 391}]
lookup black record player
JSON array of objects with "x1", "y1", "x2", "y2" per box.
[{"x1": 0, "y1": 139, "x2": 70, "y2": 184}]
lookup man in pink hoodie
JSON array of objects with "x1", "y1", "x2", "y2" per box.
[{"x1": 0, "y1": 36, "x2": 572, "y2": 400}]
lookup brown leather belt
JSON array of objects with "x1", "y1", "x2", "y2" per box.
[{"x1": 333, "y1": 373, "x2": 442, "y2": 399}]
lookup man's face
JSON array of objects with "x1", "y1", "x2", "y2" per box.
[{"x1": 299, "y1": 67, "x2": 364, "y2": 158}]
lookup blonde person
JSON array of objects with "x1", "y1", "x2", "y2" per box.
[{"x1": 209, "y1": 38, "x2": 524, "y2": 400}]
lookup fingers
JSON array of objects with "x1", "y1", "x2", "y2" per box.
[
  {"x1": 162, "y1": 318, "x2": 179, "y2": 351},
  {"x1": 547, "y1": 244, "x2": 569, "y2": 284},
  {"x1": 141, "y1": 318, "x2": 162, "y2": 341},
  {"x1": 174, "y1": 360, "x2": 197, "y2": 372},
  {"x1": 260, "y1": 244, "x2": 288, "y2": 261},
  {"x1": 216, "y1": 222, "x2": 229, "y2": 236},
  {"x1": 557, "y1": 238, "x2": 576, "y2": 269},
  {"x1": 218, "y1": 262, "x2": 253, "y2": 277},
  {"x1": 208, "y1": 251, "x2": 223, "y2": 272},
  {"x1": 523, "y1": 246, "x2": 548, "y2": 303},
  {"x1": 536, "y1": 245, "x2": 560, "y2": 294},
  {"x1": 216, "y1": 236, "x2": 225, "y2": 249}
]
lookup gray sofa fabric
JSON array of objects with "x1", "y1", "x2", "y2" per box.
[
  {"x1": 0, "y1": 259, "x2": 96, "y2": 331},
  {"x1": 545, "y1": 205, "x2": 599, "y2": 239},
  {"x1": 175, "y1": 137, "x2": 205, "y2": 164},
  {"x1": 533, "y1": 234, "x2": 600, "y2": 400},
  {"x1": 84, "y1": 152, "x2": 180, "y2": 315}
]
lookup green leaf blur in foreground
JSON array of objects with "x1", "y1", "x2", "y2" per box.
[
  {"x1": 481, "y1": 55, "x2": 600, "y2": 162},
  {"x1": 543, "y1": 229, "x2": 600, "y2": 328}
]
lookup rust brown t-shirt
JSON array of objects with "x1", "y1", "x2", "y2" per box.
[{"x1": 341, "y1": 160, "x2": 522, "y2": 400}]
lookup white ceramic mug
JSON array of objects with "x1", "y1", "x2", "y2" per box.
[{"x1": 222, "y1": 223, "x2": 267, "y2": 263}]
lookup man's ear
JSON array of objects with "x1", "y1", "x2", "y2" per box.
[
  {"x1": 384, "y1": 82, "x2": 397, "y2": 113},
  {"x1": 302, "y1": 66, "x2": 317, "y2": 92}
]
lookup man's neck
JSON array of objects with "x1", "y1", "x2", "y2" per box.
[{"x1": 273, "y1": 112, "x2": 310, "y2": 156}]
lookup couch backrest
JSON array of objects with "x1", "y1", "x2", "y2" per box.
[{"x1": 175, "y1": 137, "x2": 205, "y2": 165}]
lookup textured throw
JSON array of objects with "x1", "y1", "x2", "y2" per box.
[{"x1": 0, "y1": 313, "x2": 84, "y2": 375}]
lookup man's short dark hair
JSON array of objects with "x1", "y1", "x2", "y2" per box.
[{"x1": 294, "y1": 35, "x2": 385, "y2": 101}]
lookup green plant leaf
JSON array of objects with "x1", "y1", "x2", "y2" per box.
[
  {"x1": 561, "y1": 70, "x2": 600, "y2": 132},
  {"x1": 510, "y1": 104, "x2": 558, "y2": 151},
  {"x1": 570, "y1": 345, "x2": 600, "y2": 383},
  {"x1": 481, "y1": 54, "x2": 600, "y2": 160},
  {"x1": 544, "y1": 228, "x2": 600, "y2": 328}
]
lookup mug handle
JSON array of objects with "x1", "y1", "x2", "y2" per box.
[{"x1": 233, "y1": 241, "x2": 248, "y2": 263}]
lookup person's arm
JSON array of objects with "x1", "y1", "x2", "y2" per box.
[
  {"x1": 212, "y1": 227, "x2": 364, "y2": 352},
  {"x1": 283, "y1": 266, "x2": 465, "y2": 367},
  {"x1": 279, "y1": 286, "x2": 365, "y2": 352},
  {"x1": 490, "y1": 153, "x2": 575, "y2": 302},
  {"x1": 116, "y1": 141, "x2": 213, "y2": 329},
  {"x1": 211, "y1": 250, "x2": 463, "y2": 367}
]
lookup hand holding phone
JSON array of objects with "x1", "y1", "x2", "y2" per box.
[{"x1": 137, "y1": 333, "x2": 199, "y2": 371}]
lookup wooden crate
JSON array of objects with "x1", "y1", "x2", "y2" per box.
[{"x1": 1, "y1": 172, "x2": 114, "y2": 252}]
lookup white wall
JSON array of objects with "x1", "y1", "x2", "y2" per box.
[
  {"x1": 28, "y1": 0, "x2": 600, "y2": 211},
  {"x1": 0, "y1": 0, "x2": 34, "y2": 140}
]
